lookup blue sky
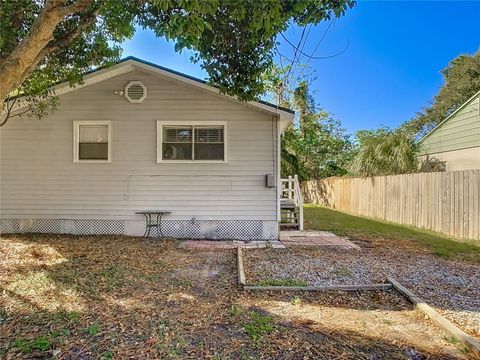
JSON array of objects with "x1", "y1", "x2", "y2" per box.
[{"x1": 121, "y1": 1, "x2": 480, "y2": 135}]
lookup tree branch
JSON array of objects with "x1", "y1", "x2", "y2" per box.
[
  {"x1": 0, "y1": 0, "x2": 95, "y2": 104},
  {"x1": 0, "y1": 98, "x2": 18, "y2": 127},
  {"x1": 40, "y1": 7, "x2": 100, "y2": 59},
  {"x1": 0, "y1": 107, "x2": 32, "y2": 127}
]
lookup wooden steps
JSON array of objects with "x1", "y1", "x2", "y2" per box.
[
  {"x1": 280, "y1": 222, "x2": 300, "y2": 229},
  {"x1": 280, "y1": 203, "x2": 301, "y2": 230},
  {"x1": 280, "y1": 175, "x2": 304, "y2": 231}
]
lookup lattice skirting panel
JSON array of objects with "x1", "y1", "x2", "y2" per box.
[{"x1": 0, "y1": 219, "x2": 279, "y2": 240}]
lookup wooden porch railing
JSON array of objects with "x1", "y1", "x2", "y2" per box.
[{"x1": 281, "y1": 175, "x2": 304, "y2": 230}]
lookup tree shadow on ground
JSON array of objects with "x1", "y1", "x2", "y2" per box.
[{"x1": 0, "y1": 234, "x2": 473, "y2": 359}]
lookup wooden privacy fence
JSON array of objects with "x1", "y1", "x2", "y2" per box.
[{"x1": 302, "y1": 170, "x2": 480, "y2": 241}]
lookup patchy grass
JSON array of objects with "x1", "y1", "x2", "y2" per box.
[
  {"x1": 305, "y1": 205, "x2": 480, "y2": 263},
  {"x1": 255, "y1": 278, "x2": 308, "y2": 287},
  {"x1": 66, "y1": 311, "x2": 80, "y2": 323},
  {"x1": 290, "y1": 296, "x2": 302, "y2": 306},
  {"x1": 158, "y1": 334, "x2": 186, "y2": 359},
  {"x1": 243, "y1": 311, "x2": 276, "y2": 346},
  {"x1": 102, "y1": 351, "x2": 114, "y2": 360},
  {"x1": 444, "y1": 336, "x2": 460, "y2": 345},
  {"x1": 229, "y1": 304, "x2": 244, "y2": 317},
  {"x1": 86, "y1": 322, "x2": 100, "y2": 336},
  {"x1": 14, "y1": 334, "x2": 52, "y2": 354}
]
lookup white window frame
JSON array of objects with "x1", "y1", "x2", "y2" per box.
[
  {"x1": 73, "y1": 120, "x2": 112, "y2": 163},
  {"x1": 157, "y1": 120, "x2": 228, "y2": 163}
]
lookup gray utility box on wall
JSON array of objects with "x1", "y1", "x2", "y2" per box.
[{"x1": 265, "y1": 174, "x2": 276, "y2": 187}]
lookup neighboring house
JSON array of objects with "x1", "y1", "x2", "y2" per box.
[
  {"x1": 0, "y1": 57, "x2": 294, "y2": 240},
  {"x1": 419, "y1": 90, "x2": 480, "y2": 172}
]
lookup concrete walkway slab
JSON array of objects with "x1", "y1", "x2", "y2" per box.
[
  {"x1": 280, "y1": 230, "x2": 360, "y2": 250},
  {"x1": 179, "y1": 230, "x2": 358, "y2": 250}
]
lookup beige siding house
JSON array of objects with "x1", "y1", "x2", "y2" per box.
[
  {"x1": 0, "y1": 57, "x2": 294, "y2": 240},
  {"x1": 419, "y1": 90, "x2": 480, "y2": 171}
]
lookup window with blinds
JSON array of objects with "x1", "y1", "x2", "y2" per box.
[
  {"x1": 194, "y1": 126, "x2": 224, "y2": 160},
  {"x1": 162, "y1": 126, "x2": 193, "y2": 160},
  {"x1": 159, "y1": 123, "x2": 226, "y2": 162}
]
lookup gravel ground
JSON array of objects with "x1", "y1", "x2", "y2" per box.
[{"x1": 244, "y1": 241, "x2": 480, "y2": 340}]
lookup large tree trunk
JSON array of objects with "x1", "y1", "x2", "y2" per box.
[{"x1": 0, "y1": 0, "x2": 93, "y2": 107}]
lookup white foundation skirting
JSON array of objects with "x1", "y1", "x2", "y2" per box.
[{"x1": 0, "y1": 219, "x2": 279, "y2": 241}]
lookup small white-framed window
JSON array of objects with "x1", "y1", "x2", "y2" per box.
[
  {"x1": 73, "y1": 121, "x2": 112, "y2": 163},
  {"x1": 157, "y1": 121, "x2": 228, "y2": 163}
]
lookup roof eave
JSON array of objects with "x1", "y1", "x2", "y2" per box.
[
  {"x1": 125, "y1": 58, "x2": 295, "y2": 122},
  {"x1": 418, "y1": 89, "x2": 480, "y2": 144},
  {"x1": 4, "y1": 56, "x2": 295, "y2": 125}
]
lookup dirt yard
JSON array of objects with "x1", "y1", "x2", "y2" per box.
[{"x1": 0, "y1": 235, "x2": 475, "y2": 359}]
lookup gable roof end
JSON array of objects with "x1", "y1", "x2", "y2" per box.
[
  {"x1": 7, "y1": 56, "x2": 294, "y2": 130},
  {"x1": 120, "y1": 57, "x2": 295, "y2": 130},
  {"x1": 418, "y1": 90, "x2": 480, "y2": 144}
]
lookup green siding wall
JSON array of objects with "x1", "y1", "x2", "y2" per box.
[{"x1": 420, "y1": 95, "x2": 480, "y2": 155}]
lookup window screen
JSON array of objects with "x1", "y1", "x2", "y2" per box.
[
  {"x1": 78, "y1": 125, "x2": 109, "y2": 160},
  {"x1": 162, "y1": 126, "x2": 193, "y2": 160},
  {"x1": 194, "y1": 126, "x2": 224, "y2": 160}
]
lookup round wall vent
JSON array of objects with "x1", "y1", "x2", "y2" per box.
[{"x1": 124, "y1": 81, "x2": 147, "y2": 103}]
